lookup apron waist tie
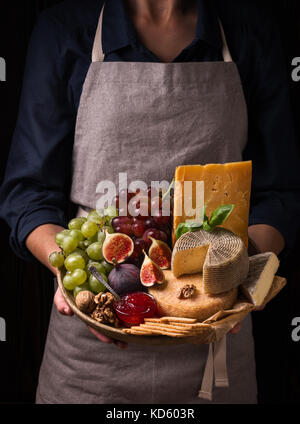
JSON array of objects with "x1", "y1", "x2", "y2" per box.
[{"x1": 198, "y1": 336, "x2": 229, "y2": 400}]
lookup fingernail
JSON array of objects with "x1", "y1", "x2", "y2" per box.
[
  {"x1": 113, "y1": 341, "x2": 125, "y2": 349},
  {"x1": 64, "y1": 308, "x2": 69, "y2": 314}
]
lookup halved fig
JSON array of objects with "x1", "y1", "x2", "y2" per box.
[
  {"x1": 140, "y1": 250, "x2": 165, "y2": 287},
  {"x1": 102, "y1": 231, "x2": 134, "y2": 265},
  {"x1": 148, "y1": 236, "x2": 172, "y2": 270}
]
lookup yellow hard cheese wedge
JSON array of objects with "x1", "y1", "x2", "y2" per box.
[
  {"x1": 171, "y1": 228, "x2": 249, "y2": 295},
  {"x1": 173, "y1": 161, "x2": 252, "y2": 247}
]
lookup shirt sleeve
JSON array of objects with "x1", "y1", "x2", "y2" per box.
[
  {"x1": 242, "y1": 12, "x2": 300, "y2": 249},
  {"x1": 0, "y1": 10, "x2": 76, "y2": 260}
]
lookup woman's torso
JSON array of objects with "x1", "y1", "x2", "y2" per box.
[{"x1": 37, "y1": 0, "x2": 257, "y2": 404}]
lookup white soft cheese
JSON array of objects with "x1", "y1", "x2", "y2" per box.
[{"x1": 241, "y1": 252, "x2": 279, "y2": 306}]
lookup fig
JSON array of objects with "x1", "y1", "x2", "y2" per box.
[
  {"x1": 108, "y1": 263, "x2": 143, "y2": 296},
  {"x1": 102, "y1": 231, "x2": 134, "y2": 264},
  {"x1": 140, "y1": 251, "x2": 165, "y2": 287},
  {"x1": 148, "y1": 236, "x2": 172, "y2": 270}
]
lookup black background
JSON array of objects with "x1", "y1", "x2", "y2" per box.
[{"x1": 0, "y1": 0, "x2": 300, "y2": 404}]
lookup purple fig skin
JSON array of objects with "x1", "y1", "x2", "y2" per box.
[{"x1": 108, "y1": 263, "x2": 146, "y2": 296}]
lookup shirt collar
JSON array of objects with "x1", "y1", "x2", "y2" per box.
[{"x1": 102, "y1": 0, "x2": 223, "y2": 55}]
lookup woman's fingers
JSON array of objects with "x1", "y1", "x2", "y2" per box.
[
  {"x1": 54, "y1": 288, "x2": 74, "y2": 316},
  {"x1": 88, "y1": 326, "x2": 128, "y2": 349},
  {"x1": 88, "y1": 326, "x2": 114, "y2": 343},
  {"x1": 229, "y1": 321, "x2": 242, "y2": 335}
]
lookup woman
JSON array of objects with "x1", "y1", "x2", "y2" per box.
[{"x1": 1, "y1": 0, "x2": 300, "y2": 404}]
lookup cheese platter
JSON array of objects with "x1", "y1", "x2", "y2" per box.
[{"x1": 50, "y1": 161, "x2": 287, "y2": 345}]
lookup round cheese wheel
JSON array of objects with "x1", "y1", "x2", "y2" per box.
[
  {"x1": 172, "y1": 228, "x2": 249, "y2": 295},
  {"x1": 149, "y1": 270, "x2": 238, "y2": 322}
]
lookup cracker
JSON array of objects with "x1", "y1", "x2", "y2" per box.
[
  {"x1": 129, "y1": 327, "x2": 185, "y2": 337},
  {"x1": 122, "y1": 318, "x2": 207, "y2": 337},
  {"x1": 166, "y1": 322, "x2": 208, "y2": 329},
  {"x1": 134, "y1": 323, "x2": 189, "y2": 337},
  {"x1": 159, "y1": 317, "x2": 198, "y2": 324},
  {"x1": 143, "y1": 324, "x2": 205, "y2": 337},
  {"x1": 140, "y1": 323, "x2": 190, "y2": 334},
  {"x1": 122, "y1": 328, "x2": 155, "y2": 336},
  {"x1": 152, "y1": 330, "x2": 187, "y2": 337},
  {"x1": 125, "y1": 327, "x2": 197, "y2": 338}
]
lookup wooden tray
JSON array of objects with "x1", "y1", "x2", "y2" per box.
[
  {"x1": 57, "y1": 271, "x2": 212, "y2": 345},
  {"x1": 57, "y1": 271, "x2": 286, "y2": 345}
]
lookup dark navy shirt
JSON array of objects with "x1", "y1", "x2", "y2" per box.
[{"x1": 1, "y1": 0, "x2": 300, "y2": 260}]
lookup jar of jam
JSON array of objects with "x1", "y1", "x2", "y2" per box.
[{"x1": 113, "y1": 292, "x2": 157, "y2": 326}]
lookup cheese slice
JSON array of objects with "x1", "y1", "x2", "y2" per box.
[
  {"x1": 172, "y1": 228, "x2": 249, "y2": 295},
  {"x1": 173, "y1": 161, "x2": 252, "y2": 247},
  {"x1": 241, "y1": 252, "x2": 279, "y2": 306},
  {"x1": 149, "y1": 270, "x2": 238, "y2": 322}
]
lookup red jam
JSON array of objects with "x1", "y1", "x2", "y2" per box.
[{"x1": 113, "y1": 292, "x2": 157, "y2": 326}]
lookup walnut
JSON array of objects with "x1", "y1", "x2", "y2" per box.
[
  {"x1": 91, "y1": 292, "x2": 120, "y2": 327},
  {"x1": 177, "y1": 284, "x2": 197, "y2": 299},
  {"x1": 94, "y1": 292, "x2": 115, "y2": 306},
  {"x1": 75, "y1": 291, "x2": 96, "y2": 314}
]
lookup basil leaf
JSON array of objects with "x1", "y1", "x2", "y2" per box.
[
  {"x1": 175, "y1": 203, "x2": 235, "y2": 240},
  {"x1": 175, "y1": 223, "x2": 190, "y2": 240},
  {"x1": 175, "y1": 221, "x2": 202, "y2": 240},
  {"x1": 200, "y1": 204, "x2": 208, "y2": 223},
  {"x1": 202, "y1": 221, "x2": 213, "y2": 232},
  {"x1": 208, "y1": 204, "x2": 235, "y2": 228},
  {"x1": 188, "y1": 221, "x2": 203, "y2": 229}
]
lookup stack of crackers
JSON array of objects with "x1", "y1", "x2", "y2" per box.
[{"x1": 122, "y1": 316, "x2": 211, "y2": 338}]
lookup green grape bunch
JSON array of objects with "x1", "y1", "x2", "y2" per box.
[{"x1": 49, "y1": 207, "x2": 118, "y2": 297}]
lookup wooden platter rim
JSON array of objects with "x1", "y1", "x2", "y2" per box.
[{"x1": 57, "y1": 271, "x2": 212, "y2": 345}]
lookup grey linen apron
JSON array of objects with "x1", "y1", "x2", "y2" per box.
[{"x1": 36, "y1": 5, "x2": 257, "y2": 404}]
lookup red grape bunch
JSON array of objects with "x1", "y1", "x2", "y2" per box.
[{"x1": 112, "y1": 187, "x2": 173, "y2": 265}]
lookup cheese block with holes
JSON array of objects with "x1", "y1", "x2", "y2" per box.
[
  {"x1": 149, "y1": 270, "x2": 238, "y2": 322},
  {"x1": 173, "y1": 161, "x2": 252, "y2": 247},
  {"x1": 172, "y1": 228, "x2": 249, "y2": 295}
]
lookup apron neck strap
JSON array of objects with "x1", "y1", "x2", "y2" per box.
[
  {"x1": 218, "y1": 20, "x2": 233, "y2": 63},
  {"x1": 92, "y1": 5, "x2": 233, "y2": 63},
  {"x1": 92, "y1": 4, "x2": 106, "y2": 63}
]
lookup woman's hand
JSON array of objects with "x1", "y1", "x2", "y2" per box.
[
  {"x1": 54, "y1": 286, "x2": 74, "y2": 316},
  {"x1": 229, "y1": 322, "x2": 242, "y2": 335},
  {"x1": 54, "y1": 288, "x2": 128, "y2": 349},
  {"x1": 229, "y1": 305, "x2": 265, "y2": 335},
  {"x1": 88, "y1": 326, "x2": 128, "y2": 349},
  {"x1": 248, "y1": 224, "x2": 285, "y2": 256},
  {"x1": 25, "y1": 225, "x2": 128, "y2": 349},
  {"x1": 230, "y1": 225, "x2": 285, "y2": 335}
]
